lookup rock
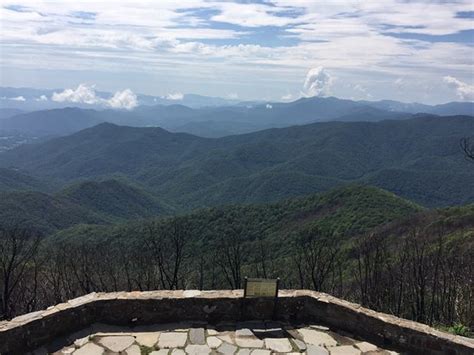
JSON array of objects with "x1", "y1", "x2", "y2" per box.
[
  {"x1": 264, "y1": 338, "x2": 293, "y2": 352},
  {"x1": 236, "y1": 328, "x2": 254, "y2": 337},
  {"x1": 159, "y1": 332, "x2": 188, "y2": 348},
  {"x1": 185, "y1": 344, "x2": 211, "y2": 355},
  {"x1": 135, "y1": 332, "x2": 160, "y2": 347},
  {"x1": 56, "y1": 347, "x2": 75, "y2": 355},
  {"x1": 74, "y1": 336, "x2": 89, "y2": 347},
  {"x1": 73, "y1": 343, "x2": 104, "y2": 355},
  {"x1": 207, "y1": 328, "x2": 218, "y2": 336},
  {"x1": 329, "y1": 346, "x2": 361, "y2": 355},
  {"x1": 293, "y1": 338, "x2": 307, "y2": 351},
  {"x1": 151, "y1": 351, "x2": 170, "y2": 355},
  {"x1": 235, "y1": 336, "x2": 264, "y2": 348},
  {"x1": 96, "y1": 335, "x2": 135, "y2": 352},
  {"x1": 125, "y1": 345, "x2": 142, "y2": 355},
  {"x1": 218, "y1": 334, "x2": 235, "y2": 344},
  {"x1": 207, "y1": 336, "x2": 223, "y2": 348},
  {"x1": 286, "y1": 329, "x2": 304, "y2": 341},
  {"x1": 183, "y1": 290, "x2": 202, "y2": 298},
  {"x1": 237, "y1": 350, "x2": 251, "y2": 355},
  {"x1": 306, "y1": 344, "x2": 329, "y2": 355},
  {"x1": 217, "y1": 342, "x2": 237, "y2": 354},
  {"x1": 355, "y1": 342, "x2": 378, "y2": 352},
  {"x1": 250, "y1": 350, "x2": 271, "y2": 355},
  {"x1": 189, "y1": 328, "x2": 206, "y2": 344},
  {"x1": 172, "y1": 350, "x2": 186, "y2": 355},
  {"x1": 298, "y1": 329, "x2": 337, "y2": 347},
  {"x1": 310, "y1": 325, "x2": 330, "y2": 331}
]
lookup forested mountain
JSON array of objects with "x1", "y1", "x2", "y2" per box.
[
  {"x1": 1, "y1": 115, "x2": 472, "y2": 207},
  {"x1": 59, "y1": 179, "x2": 172, "y2": 220},
  {"x1": 0, "y1": 179, "x2": 169, "y2": 233},
  {"x1": 5, "y1": 185, "x2": 472, "y2": 328},
  {"x1": 0, "y1": 168, "x2": 49, "y2": 192}
]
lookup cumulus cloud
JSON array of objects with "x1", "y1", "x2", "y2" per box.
[
  {"x1": 52, "y1": 84, "x2": 100, "y2": 105},
  {"x1": 443, "y1": 76, "x2": 474, "y2": 101},
  {"x1": 107, "y1": 89, "x2": 137, "y2": 110},
  {"x1": 35, "y1": 95, "x2": 48, "y2": 101},
  {"x1": 302, "y1": 67, "x2": 333, "y2": 97},
  {"x1": 52, "y1": 84, "x2": 137, "y2": 109},
  {"x1": 10, "y1": 96, "x2": 26, "y2": 101},
  {"x1": 164, "y1": 92, "x2": 184, "y2": 100}
]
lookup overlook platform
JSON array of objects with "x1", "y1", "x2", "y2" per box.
[
  {"x1": 31, "y1": 320, "x2": 395, "y2": 355},
  {"x1": 0, "y1": 290, "x2": 472, "y2": 355}
]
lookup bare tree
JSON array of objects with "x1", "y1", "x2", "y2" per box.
[
  {"x1": 216, "y1": 228, "x2": 243, "y2": 289},
  {"x1": 145, "y1": 218, "x2": 189, "y2": 290},
  {"x1": 460, "y1": 137, "x2": 474, "y2": 161},
  {"x1": 354, "y1": 232, "x2": 388, "y2": 310},
  {"x1": 294, "y1": 229, "x2": 339, "y2": 292},
  {"x1": 0, "y1": 226, "x2": 41, "y2": 319}
]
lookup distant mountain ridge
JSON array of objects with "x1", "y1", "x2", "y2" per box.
[
  {"x1": 1, "y1": 114, "x2": 472, "y2": 208},
  {"x1": 1, "y1": 95, "x2": 472, "y2": 138}
]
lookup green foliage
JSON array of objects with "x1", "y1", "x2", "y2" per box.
[
  {"x1": 51, "y1": 185, "x2": 422, "y2": 258},
  {"x1": 0, "y1": 179, "x2": 171, "y2": 233},
  {"x1": 1, "y1": 115, "x2": 473, "y2": 208},
  {"x1": 448, "y1": 324, "x2": 471, "y2": 337}
]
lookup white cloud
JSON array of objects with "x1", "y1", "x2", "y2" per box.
[
  {"x1": 52, "y1": 84, "x2": 100, "y2": 105},
  {"x1": 302, "y1": 67, "x2": 333, "y2": 97},
  {"x1": 281, "y1": 93, "x2": 293, "y2": 101},
  {"x1": 164, "y1": 92, "x2": 184, "y2": 100},
  {"x1": 443, "y1": 76, "x2": 474, "y2": 101},
  {"x1": 266, "y1": 103, "x2": 272, "y2": 109},
  {"x1": 9, "y1": 96, "x2": 26, "y2": 101},
  {"x1": 107, "y1": 89, "x2": 137, "y2": 109},
  {"x1": 52, "y1": 84, "x2": 138, "y2": 109},
  {"x1": 227, "y1": 93, "x2": 238, "y2": 99},
  {"x1": 35, "y1": 95, "x2": 48, "y2": 101},
  {"x1": 0, "y1": 0, "x2": 473, "y2": 103}
]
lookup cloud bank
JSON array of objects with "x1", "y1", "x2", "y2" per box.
[
  {"x1": 302, "y1": 67, "x2": 333, "y2": 97},
  {"x1": 52, "y1": 84, "x2": 137, "y2": 109}
]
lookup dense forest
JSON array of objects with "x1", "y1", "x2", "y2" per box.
[
  {"x1": 1, "y1": 185, "x2": 472, "y2": 334},
  {"x1": 1, "y1": 115, "x2": 473, "y2": 208}
]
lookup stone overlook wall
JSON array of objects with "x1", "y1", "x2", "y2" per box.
[{"x1": 0, "y1": 290, "x2": 473, "y2": 354}]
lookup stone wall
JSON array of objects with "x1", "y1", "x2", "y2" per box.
[{"x1": 0, "y1": 290, "x2": 473, "y2": 354}]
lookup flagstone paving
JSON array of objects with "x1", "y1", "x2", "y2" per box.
[{"x1": 34, "y1": 321, "x2": 399, "y2": 355}]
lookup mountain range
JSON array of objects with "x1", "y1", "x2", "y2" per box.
[
  {"x1": 1, "y1": 95, "x2": 473, "y2": 138},
  {"x1": 1, "y1": 114, "x2": 472, "y2": 208}
]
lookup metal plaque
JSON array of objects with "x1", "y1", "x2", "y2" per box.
[{"x1": 244, "y1": 278, "x2": 279, "y2": 298}]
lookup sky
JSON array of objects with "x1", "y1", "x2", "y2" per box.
[{"x1": 0, "y1": 0, "x2": 473, "y2": 104}]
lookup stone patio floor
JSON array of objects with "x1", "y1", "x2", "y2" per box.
[{"x1": 30, "y1": 321, "x2": 400, "y2": 355}]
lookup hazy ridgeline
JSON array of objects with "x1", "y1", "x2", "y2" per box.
[{"x1": 1, "y1": 186, "x2": 473, "y2": 330}]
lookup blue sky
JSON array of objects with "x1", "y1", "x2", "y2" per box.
[{"x1": 0, "y1": 0, "x2": 473, "y2": 105}]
